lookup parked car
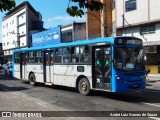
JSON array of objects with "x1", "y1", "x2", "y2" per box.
[{"x1": 0, "y1": 66, "x2": 6, "y2": 75}]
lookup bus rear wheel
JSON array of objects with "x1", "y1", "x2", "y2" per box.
[
  {"x1": 29, "y1": 73, "x2": 36, "y2": 86},
  {"x1": 78, "y1": 78, "x2": 90, "y2": 96}
]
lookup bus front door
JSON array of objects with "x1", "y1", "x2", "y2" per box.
[
  {"x1": 44, "y1": 51, "x2": 54, "y2": 83},
  {"x1": 93, "y1": 46, "x2": 111, "y2": 90},
  {"x1": 20, "y1": 53, "x2": 27, "y2": 79}
]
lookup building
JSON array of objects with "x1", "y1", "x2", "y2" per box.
[
  {"x1": 31, "y1": 22, "x2": 86, "y2": 47},
  {"x1": 115, "y1": 0, "x2": 160, "y2": 75},
  {"x1": 61, "y1": 22, "x2": 86, "y2": 43},
  {"x1": 0, "y1": 43, "x2": 4, "y2": 64},
  {"x1": 86, "y1": 0, "x2": 112, "y2": 39},
  {"x1": 2, "y1": 1, "x2": 43, "y2": 62}
]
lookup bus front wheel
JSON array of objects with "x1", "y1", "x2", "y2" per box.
[
  {"x1": 29, "y1": 73, "x2": 36, "y2": 86},
  {"x1": 78, "y1": 78, "x2": 90, "y2": 96}
]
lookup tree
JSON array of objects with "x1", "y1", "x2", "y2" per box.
[
  {"x1": 0, "y1": 0, "x2": 103, "y2": 18},
  {"x1": 67, "y1": 0, "x2": 103, "y2": 17},
  {"x1": 0, "y1": 0, "x2": 16, "y2": 12}
]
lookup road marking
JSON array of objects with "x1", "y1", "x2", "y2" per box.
[
  {"x1": 149, "y1": 117, "x2": 160, "y2": 120},
  {"x1": 22, "y1": 96, "x2": 32, "y2": 101},
  {"x1": 36, "y1": 102, "x2": 49, "y2": 108},
  {"x1": 142, "y1": 102, "x2": 160, "y2": 108}
]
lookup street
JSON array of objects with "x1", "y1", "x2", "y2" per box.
[{"x1": 0, "y1": 76, "x2": 160, "y2": 120}]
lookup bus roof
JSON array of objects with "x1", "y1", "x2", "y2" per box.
[{"x1": 12, "y1": 36, "x2": 140, "y2": 53}]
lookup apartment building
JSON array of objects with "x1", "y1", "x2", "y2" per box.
[
  {"x1": 115, "y1": 0, "x2": 160, "y2": 75},
  {"x1": 2, "y1": 1, "x2": 43, "y2": 62}
]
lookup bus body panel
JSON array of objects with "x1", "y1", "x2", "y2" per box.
[
  {"x1": 54, "y1": 65, "x2": 92, "y2": 88},
  {"x1": 27, "y1": 64, "x2": 44, "y2": 83},
  {"x1": 14, "y1": 64, "x2": 21, "y2": 79},
  {"x1": 112, "y1": 70, "x2": 146, "y2": 92}
]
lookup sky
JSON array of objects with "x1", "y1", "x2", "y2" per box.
[{"x1": 0, "y1": 0, "x2": 86, "y2": 43}]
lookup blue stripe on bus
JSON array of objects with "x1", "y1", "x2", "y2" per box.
[{"x1": 13, "y1": 37, "x2": 116, "y2": 53}]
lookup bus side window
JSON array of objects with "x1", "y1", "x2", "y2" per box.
[
  {"x1": 55, "y1": 48, "x2": 62, "y2": 63},
  {"x1": 28, "y1": 51, "x2": 35, "y2": 63},
  {"x1": 71, "y1": 47, "x2": 79, "y2": 63},
  {"x1": 14, "y1": 53, "x2": 20, "y2": 64},
  {"x1": 79, "y1": 46, "x2": 89, "y2": 63},
  {"x1": 63, "y1": 48, "x2": 69, "y2": 63},
  {"x1": 35, "y1": 50, "x2": 42, "y2": 63}
]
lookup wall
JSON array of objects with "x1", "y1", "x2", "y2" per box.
[
  {"x1": 73, "y1": 23, "x2": 86, "y2": 41},
  {"x1": 86, "y1": 0, "x2": 112, "y2": 39},
  {"x1": 116, "y1": 0, "x2": 160, "y2": 28}
]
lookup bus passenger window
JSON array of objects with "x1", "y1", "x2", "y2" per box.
[
  {"x1": 28, "y1": 51, "x2": 35, "y2": 63},
  {"x1": 55, "y1": 48, "x2": 62, "y2": 63},
  {"x1": 63, "y1": 48, "x2": 69, "y2": 63},
  {"x1": 79, "y1": 46, "x2": 89, "y2": 63},
  {"x1": 14, "y1": 53, "x2": 20, "y2": 64},
  {"x1": 71, "y1": 47, "x2": 79, "y2": 63},
  {"x1": 35, "y1": 51, "x2": 42, "y2": 63}
]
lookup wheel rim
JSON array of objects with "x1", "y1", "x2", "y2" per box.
[{"x1": 80, "y1": 81, "x2": 87, "y2": 92}]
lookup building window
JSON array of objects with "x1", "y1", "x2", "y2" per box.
[
  {"x1": 6, "y1": 23, "x2": 8, "y2": 28},
  {"x1": 12, "y1": 20, "x2": 14, "y2": 24},
  {"x1": 61, "y1": 30, "x2": 72, "y2": 43},
  {"x1": 140, "y1": 25, "x2": 155, "y2": 35},
  {"x1": 125, "y1": 0, "x2": 136, "y2": 12}
]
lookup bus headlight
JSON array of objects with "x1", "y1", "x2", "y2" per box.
[{"x1": 115, "y1": 75, "x2": 120, "y2": 80}]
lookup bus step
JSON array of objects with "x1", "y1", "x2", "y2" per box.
[{"x1": 45, "y1": 82, "x2": 52, "y2": 86}]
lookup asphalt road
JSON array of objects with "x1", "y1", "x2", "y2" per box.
[{"x1": 0, "y1": 76, "x2": 160, "y2": 120}]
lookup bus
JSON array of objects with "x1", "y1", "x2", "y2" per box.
[{"x1": 12, "y1": 36, "x2": 146, "y2": 95}]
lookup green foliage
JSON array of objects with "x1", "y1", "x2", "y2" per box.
[
  {"x1": 67, "y1": 0, "x2": 103, "y2": 17},
  {"x1": 0, "y1": 0, "x2": 16, "y2": 12}
]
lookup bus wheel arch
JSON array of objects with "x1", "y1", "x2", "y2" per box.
[
  {"x1": 76, "y1": 75, "x2": 90, "y2": 96},
  {"x1": 28, "y1": 72, "x2": 36, "y2": 86}
]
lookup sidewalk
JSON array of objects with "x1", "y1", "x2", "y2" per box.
[{"x1": 146, "y1": 75, "x2": 160, "y2": 83}]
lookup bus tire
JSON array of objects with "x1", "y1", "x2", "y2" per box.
[
  {"x1": 78, "y1": 78, "x2": 90, "y2": 96},
  {"x1": 29, "y1": 73, "x2": 36, "y2": 86}
]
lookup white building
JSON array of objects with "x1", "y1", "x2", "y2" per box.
[
  {"x1": 115, "y1": 0, "x2": 160, "y2": 75},
  {"x1": 2, "y1": 1, "x2": 43, "y2": 61}
]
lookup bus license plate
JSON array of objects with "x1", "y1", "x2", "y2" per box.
[{"x1": 133, "y1": 84, "x2": 139, "y2": 88}]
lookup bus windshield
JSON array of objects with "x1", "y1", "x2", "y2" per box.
[{"x1": 114, "y1": 46, "x2": 144, "y2": 71}]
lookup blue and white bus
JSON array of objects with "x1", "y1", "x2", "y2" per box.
[{"x1": 12, "y1": 36, "x2": 146, "y2": 95}]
